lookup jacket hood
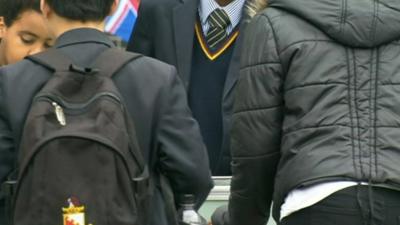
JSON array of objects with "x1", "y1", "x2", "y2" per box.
[{"x1": 267, "y1": 0, "x2": 400, "y2": 48}]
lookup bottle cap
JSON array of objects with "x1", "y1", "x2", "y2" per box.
[{"x1": 180, "y1": 194, "x2": 195, "y2": 205}]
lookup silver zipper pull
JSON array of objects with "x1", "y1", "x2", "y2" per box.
[{"x1": 52, "y1": 102, "x2": 66, "y2": 126}]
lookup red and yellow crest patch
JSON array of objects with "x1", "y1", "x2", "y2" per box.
[{"x1": 62, "y1": 197, "x2": 91, "y2": 225}]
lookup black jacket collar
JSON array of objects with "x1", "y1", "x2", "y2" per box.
[{"x1": 55, "y1": 28, "x2": 114, "y2": 49}]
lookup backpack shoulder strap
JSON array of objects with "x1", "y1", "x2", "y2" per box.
[
  {"x1": 26, "y1": 48, "x2": 72, "y2": 72},
  {"x1": 91, "y1": 48, "x2": 142, "y2": 77}
]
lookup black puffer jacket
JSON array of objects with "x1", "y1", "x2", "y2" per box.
[{"x1": 229, "y1": 0, "x2": 400, "y2": 224}]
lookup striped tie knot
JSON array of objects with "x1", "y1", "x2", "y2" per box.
[
  {"x1": 206, "y1": 9, "x2": 231, "y2": 48},
  {"x1": 208, "y1": 8, "x2": 230, "y2": 29}
]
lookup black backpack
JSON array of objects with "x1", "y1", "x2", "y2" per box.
[{"x1": 4, "y1": 48, "x2": 150, "y2": 225}]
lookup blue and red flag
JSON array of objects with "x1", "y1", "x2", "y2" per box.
[{"x1": 105, "y1": 0, "x2": 140, "y2": 42}]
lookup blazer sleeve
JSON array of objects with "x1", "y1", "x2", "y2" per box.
[
  {"x1": 126, "y1": 0, "x2": 154, "y2": 56},
  {"x1": 0, "y1": 68, "x2": 16, "y2": 223},
  {"x1": 229, "y1": 13, "x2": 284, "y2": 225},
  {"x1": 156, "y1": 65, "x2": 213, "y2": 208},
  {"x1": 0, "y1": 69, "x2": 15, "y2": 185}
]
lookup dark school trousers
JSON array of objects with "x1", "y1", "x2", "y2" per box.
[{"x1": 280, "y1": 185, "x2": 400, "y2": 225}]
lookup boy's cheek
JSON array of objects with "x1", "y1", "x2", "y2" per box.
[{"x1": 2, "y1": 38, "x2": 29, "y2": 65}]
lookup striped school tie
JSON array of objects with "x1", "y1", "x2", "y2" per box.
[{"x1": 206, "y1": 9, "x2": 231, "y2": 48}]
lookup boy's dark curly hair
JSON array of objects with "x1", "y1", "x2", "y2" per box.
[
  {"x1": 44, "y1": 0, "x2": 115, "y2": 22},
  {"x1": 0, "y1": 0, "x2": 41, "y2": 27}
]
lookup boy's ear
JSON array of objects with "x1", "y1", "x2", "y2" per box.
[
  {"x1": 40, "y1": 0, "x2": 51, "y2": 18},
  {"x1": 0, "y1": 17, "x2": 6, "y2": 38},
  {"x1": 109, "y1": 0, "x2": 120, "y2": 16}
]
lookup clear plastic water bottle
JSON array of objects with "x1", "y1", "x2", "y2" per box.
[{"x1": 178, "y1": 194, "x2": 207, "y2": 225}]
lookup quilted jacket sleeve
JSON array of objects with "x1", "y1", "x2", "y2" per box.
[{"x1": 229, "y1": 13, "x2": 284, "y2": 225}]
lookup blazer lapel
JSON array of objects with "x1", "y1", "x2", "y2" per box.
[
  {"x1": 222, "y1": 20, "x2": 247, "y2": 100},
  {"x1": 222, "y1": 1, "x2": 254, "y2": 100},
  {"x1": 173, "y1": 0, "x2": 199, "y2": 87}
]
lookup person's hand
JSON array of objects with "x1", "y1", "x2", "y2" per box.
[
  {"x1": 211, "y1": 205, "x2": 229, "y2": 225},
  {"x1": 208, "y1": 222, "x2": 212, "y2": 225}
]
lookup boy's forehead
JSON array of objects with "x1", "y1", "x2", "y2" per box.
[
  {"x1": 5, "y1": 9, "x2": 53, "y2": 41},
  {"x1": 10, "y1": 10, "x2": 46, "y2": 32}
]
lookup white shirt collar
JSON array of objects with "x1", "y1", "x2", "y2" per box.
[{"x1": 198, "y1": 0, "x2": 245, "y2": 29}]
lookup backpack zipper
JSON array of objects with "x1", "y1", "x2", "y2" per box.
[
  {"x1": 52, "y1": 102, "x2": 66, "y2": 126},
  {"x1": 34, "y1": 92, "x2": 123, "y2": 127},
  {"x1": 34, "y1": 92, "x2": 123, "y2": 111}
]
